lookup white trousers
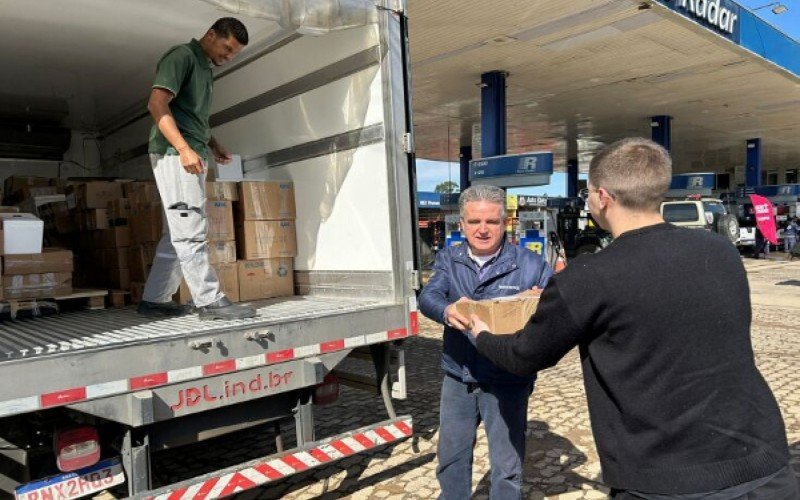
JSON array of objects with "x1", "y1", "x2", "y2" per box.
[{"x1": 142, "y1": 154, "x2": 223, "y2": 307}]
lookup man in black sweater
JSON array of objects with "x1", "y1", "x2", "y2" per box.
[{"x1": 470, "y1": 138, "x2": 797, "y2": 499}]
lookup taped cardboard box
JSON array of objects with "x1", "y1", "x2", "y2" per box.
[
  {"x1": 238, "y1": 258, "x2": 293, "y2": 301},
  {"x1": 86, "y1": 226, "x2": 131, "y2": 249},
  {"x1": 237, "y1": 181, "x2": 296, "y2": 220},
  {"x1": 69, "y1": 182, "x2": 124, "y2": 210},
  {"x1": 83, "y1": 209, "x2": 109, "y2": 230},
  {"x1": 128, "y1": 244, "x2": 157, "y2": 282},
  {"x1": 130, "y1": 203, "x2": 163, "y2": 244},
  {"x1": 236, "y1": 220, "x2": 297, "y2": 260},
  {"x1": 107, "y1": 198, "x2": 131, "y2": 220},
  {"x1": 99, "y1": 248, "x2": 129, "y2": 270},
  {"x1": 123, "y1": 182, "x2": 160, "y2": 205},
  {"x1": 207, "y1": 200, "x2": 235, "y2": 242},
  {"x1": 3, "y1": 248, "x2": 73, "y2": 275},
  {"x1": 175, "y1": 262, "x2": 239, "y2": 304},
  {"x1": 455, "y1": 291, "x2": 541, "y2": 335},
  {"x1": 130, "y1": 282, "x2": 145, "y2": 304},
  {"x1": 208, "y1": 240, "x2": 236, "y2": 264},
  {"x1": 206, "y1": 182, "x2": 239, "y2": 201},
  {"x1": 3, "y1": 272, "x2": 72, "y2": 300}
]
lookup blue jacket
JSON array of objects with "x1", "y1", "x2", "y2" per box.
[{"x1": 419, "y1": 240, "x2": 552, "y2": 384}]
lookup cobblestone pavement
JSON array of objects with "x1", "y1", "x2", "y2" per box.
[{"x1": 151, "y1": 257, "x2": 800, "y2": 499}]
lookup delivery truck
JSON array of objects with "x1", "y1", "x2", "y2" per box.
[{"x1": 0, "y1": 0, "x2": 419, "y2": 497}]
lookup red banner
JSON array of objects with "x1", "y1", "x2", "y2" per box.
[{"x1": 749, "y1": 194, "x2": 778, "y2": 244}]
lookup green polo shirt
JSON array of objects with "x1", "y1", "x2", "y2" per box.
[{"x1": 148, "y1": 39, "x2": 213, "y2": 157}]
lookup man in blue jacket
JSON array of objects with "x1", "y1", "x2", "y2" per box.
[{"x1": 419, "y1": 185, "x2": 552, "y2": 499}]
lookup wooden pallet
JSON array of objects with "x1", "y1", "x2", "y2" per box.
[{"x1": 1, "y1": 289, "x2": 109, "y2": 319}]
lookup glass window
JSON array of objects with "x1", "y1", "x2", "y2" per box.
[
  {"x1": 786, "y1": 169, "x2": 797, "y2": 184},
  {"x1": 663, "y1": 203, "x2": 700, "y2": 223},
  {"x1": 703, "y1": 202, "x2": 726, "y2": 216}
]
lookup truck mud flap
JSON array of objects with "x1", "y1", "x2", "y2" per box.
[{"x1": 142, "y1": 416, "x2": 412, "y2": 499}]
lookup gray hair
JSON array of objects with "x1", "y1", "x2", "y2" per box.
[{"x1": 458, "y1": 185, "x2": 507, "y2": 218}]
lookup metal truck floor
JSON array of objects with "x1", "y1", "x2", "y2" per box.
[{"x1": 0, "y1": 296, "x2": 383, "y2": 362}]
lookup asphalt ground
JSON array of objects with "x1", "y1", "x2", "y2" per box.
[{"x1": 147, "y1": 255, "x2": 800, "y2": 499}]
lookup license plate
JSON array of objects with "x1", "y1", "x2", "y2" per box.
[{"x1": 15, "y1": 458, "x2": 125, "y2": 500}]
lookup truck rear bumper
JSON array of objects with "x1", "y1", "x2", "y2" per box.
[{"x1": 143, "y1": 416, "x2": 413, "y2": 499}]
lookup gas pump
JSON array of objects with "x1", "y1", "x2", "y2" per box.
[
  {"x1": 444, "y1": 213, "x2": 463, "y2": 247},
  {"x1": 516, "y1": 208, "x2": 564, "y2": 269}
]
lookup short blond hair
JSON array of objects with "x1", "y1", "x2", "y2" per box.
[{"x1": 588, "y1": 138, "x2": 672, "y2": 211}]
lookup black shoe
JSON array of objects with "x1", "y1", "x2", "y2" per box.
[
  {"x1": 137, "y1": 300, "x2": 191, "y2": 317},
  {"x1": 198, "y1": 296, "x2": 257, "y2": 321}
]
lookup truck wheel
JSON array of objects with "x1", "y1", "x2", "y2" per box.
[
  {"x1": 576, "y1": 244, "x2": 602, "y2": 256},
  {"x1": 716, "y1": 214, "x2": 739, "y2": 244}
]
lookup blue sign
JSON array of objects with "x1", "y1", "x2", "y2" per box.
[
  {"x1": 469, "y1": 153, "x2": 553, "y2": 188},
  {"x1": 446, "y1": 231, "x2": 464, "y2": 247},
  {"x1": 519, "y1": 229, "x2": 546, "y2": 256},
  {"x1": 417, "y1": 191, "x2": 442, "y2": 209},
  {"x1": 754, "y1": 184, "x2": 800, "y2": 197},
  {"x1": 670, "y1": 173, "x2": 717, "y2": 190},
  {"x1": 653, "y1": 0, "x2": 741, "y2": 43}
]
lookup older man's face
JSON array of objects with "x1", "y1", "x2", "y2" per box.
[{"x1": 461, "y1": 200, "x2": 506, "y2": 256}]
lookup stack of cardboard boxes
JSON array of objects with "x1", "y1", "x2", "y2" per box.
[
  {"x1": 0, "y1": 212, "x2": 74, "y2": 300},
  {"x1": 72, "y1": 181, "x2": 131, "y2": 290},
  {"x1": 0, "y1": 175, "x2": 297, "y2": 306},
  {"x1": 235, "y1": 181, "x2": 297, "y2": 301},
  {"x1": 174, "y1": 181, "x2": 239, "y2": 304}
]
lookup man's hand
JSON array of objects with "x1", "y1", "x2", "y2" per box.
[
  {"x1": 469, "y1": 314, "x2": 490, "y2": 338},
  {"x1": 211, "y1": 140, "x2": 233, "y2": 165},
  {"x1": 179, "y1": 147, "x2": 205, "y2": 174},
  {"x1": 444, "y1": 297, "x2": 470, "y2": 330},
  {"x1": 529, "y1": 286, "x2": 543, "y2": 295}
]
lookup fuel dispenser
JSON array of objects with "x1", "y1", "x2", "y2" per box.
[{"x1": 516, "y1": 206, "x2": 565, "y2": 269}]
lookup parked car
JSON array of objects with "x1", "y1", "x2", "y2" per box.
[{"x1": 661, "y1": 198, "x2": 740, "y2": 244}]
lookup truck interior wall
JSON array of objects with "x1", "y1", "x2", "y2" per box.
[
  {"x1": 211, "y1": 25, "x2": 396, "y2": 293},
  {"x1": 0, "y1": 130, "x2": 104, "y2": 186}
]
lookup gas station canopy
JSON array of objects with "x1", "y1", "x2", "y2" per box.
[{"x1": 408, "y1": 0, "x2": 800, "y2": 175}]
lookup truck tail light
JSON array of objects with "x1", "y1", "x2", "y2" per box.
[
  {"x1": 55, "y1": 427, "x2": 100, "y2": 472},
  {"x1": 313, "y1": 373, "x2": 340, "y2": 406}
]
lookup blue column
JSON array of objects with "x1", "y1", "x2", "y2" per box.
[
  {"x1": 746, "y1": 138, "x2": 762, "y2": 187},
  {"x1": 567, "y1": 159, "x2": 579, "y2": 198},
  {"x1": 481, "y1": 71, "x2": 506, "y2": 158},
  {"x1": 459, "y1": 145, "x2": 472, "y2": 192},
  {"x1": 650, "y1": 115, "x2": 672, "y2": 152}
]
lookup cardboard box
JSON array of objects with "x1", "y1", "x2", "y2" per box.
[
  {"x1": 16, "y1": 194, "x2": 65, "y2": 216},
  {"x1": 455, "y1": 291, "x2": 540, "y2": 335},
  {"x1": 128, "y1": 244, "x2": 156, "y2": 282},
  {"x1": 175, "y1": 262, "x2": 239, "y2": 304},
  {"x1": 4, "y1": 176, "x2": 52, "y2": 204},
  {"x1": 130, "y1": 203, "x2": 163, "y2": 244},
  {"x1": 208, "y1": 240, "x2": 236, "y2": 264},
  {"x1": 207, "y1": 200, "x2": 235, "y2": 242},
  {"x1": 100, "y1": 248, "x2": 129, "y2": 270},
  {"x1": 124, "y1": 182, "x2": 160, "y2": 205},
  {"x1": 238, "y1": 258, "x2": 293, "y2": 301},
  {"x1": 107, "y1": 268, "x2": 130, "y2": 290},
  {"x1": 0, "y1": 213, "x2": 43, "y2": 254},
  {"x1": 237, "y1": 181, "x2": 296, "y2": 220},
  {"x1": 236, "y1": 220, "x2": 297, "y2": 260},
  {"x1": 108, "y1": 198, "x2": 131, "y2": 220},
  {"x1": 0, "y1": 207, "x2": 20, "y2": 214},
  {"x1": 83, "y1": 209, "x2": 109, "y2": 230},
  {"x1": 97, "y1": 226, "x2": 131, "y2": 249},
  {"x1": 206, "y1": 182, "x2": 239, "y2": 201},
  {"x1": 70, "y1": 182, "x2": 124, "y2": 209},
  {"x1": 3, "y1": 248, "x2": 73, "y2": 275},
  {"x1": 3, "y1": 272, "x2": 72, "y2": 300},
  {"x1": 130, "y1": 282, "x2": 145, "y2": 304}
]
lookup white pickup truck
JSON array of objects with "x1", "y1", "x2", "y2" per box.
[{"x1": 0, "y1": 1, "x2": 420, "y2": 498}]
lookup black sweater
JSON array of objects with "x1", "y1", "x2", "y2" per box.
[{"x1": 476, "y1": 223, "x2": 789, "y2": 494}]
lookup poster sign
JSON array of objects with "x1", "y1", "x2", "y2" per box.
[{"x1": 749, "y1": 194, "x2": 778, "y2": 244}]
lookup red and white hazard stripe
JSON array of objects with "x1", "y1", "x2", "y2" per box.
[
  {"x1": 0, "y1": 313, "x2": 419, "y2": 418},
  {"x1": 147, "y1": 417, "x2": 413, "y2": 500}
]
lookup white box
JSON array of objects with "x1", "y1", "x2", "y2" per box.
[
  {"x1": 215, "y1": 154, "x2": 244, "y2": 181},
  {"x1": 0, "y1": 213, "x2": 44, "y2": 254}
]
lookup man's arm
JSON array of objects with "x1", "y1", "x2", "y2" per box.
[
  {"x1": 418, "y1": 251, "x2": 469, "y2": 329},
  {"x1": 147, "y1": 88, "x2": 204, "y2": 174},
  {"x1": 472, "y1": 278, "x2": 584, "y2": 376},
  {"x1": 208, "y1": 136, "x2": 233, "y2": 165}
]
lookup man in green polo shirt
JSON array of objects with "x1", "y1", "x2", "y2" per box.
[{"x1": 139, "y1": 17, "x2": 256, "y2": 321}]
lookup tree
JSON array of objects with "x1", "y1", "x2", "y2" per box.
[{"x1": 434, "y1": 181, "x2": 459, "y2": 194}]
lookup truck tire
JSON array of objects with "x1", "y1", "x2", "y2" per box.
[{"x1": 716, "y1": 214, "x2": 739, "y2": 244}]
